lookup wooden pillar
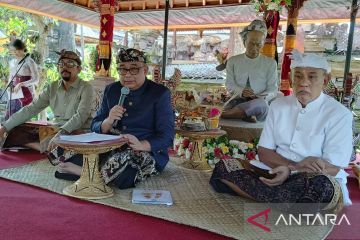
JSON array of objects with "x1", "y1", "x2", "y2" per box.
[
  {"x1": 80, "y1": 25, "x2": 85, "y2": 62},
  {"x1": 261, "y1": 10, "x2": 280, "y2": 60},
  {"x1": 124, "y1": 31, "x2": 129, "y2": 47},
  {"x1": 343, "y1": 0, "x2": 358, "y2": 91},
  {"x1": 173, "y1": 29, "x2": 177, "y2": 60},
  {"x1": 280, "y1": 0, "x2": 306, "y2": 96},
  {"x1": 162, "y1": 0, "x2": 170, "y2": 79},
  {"x1": 90, "y1": 0, "x2": 116, "y2": 116},
  {"x1": 95, "y1": 0, "x2": 116, "y2": 77}
]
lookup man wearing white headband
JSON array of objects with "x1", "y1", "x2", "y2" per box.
[
  {"x1": 221, "y1": 19, "x2": 278, "y2": 122},
  {"x1": 210, "y1": 50, "x2": 352, "y2": 210}
]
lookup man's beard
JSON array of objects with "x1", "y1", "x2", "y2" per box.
[
  {"x1": 62, "y1": 76, "x2": 71, "y2": 81},
  {"x1": 61, "y1": 71, "x2": 71, "y2": 81}
]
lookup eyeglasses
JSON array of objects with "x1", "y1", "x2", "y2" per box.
[
  {"x1": 117, "y1": 66, "x2": 143, "y2": 76},
  {"x1": 58, "y1": 61, "x2": 78, "y2": 68}
]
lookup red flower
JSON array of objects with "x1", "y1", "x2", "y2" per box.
[
  {"x1": 182, "y1": 138, "x2": 190, "y2": 148},
  {"x1": 221, "y1": 155, "x2": 232, "y2": 160},
  {"x1": 280, "y1": 0, "x2": 286, "y2": 6},
  {"x1": 246, "y1": 151, "x2": 256, "y2": 160},
  {"x1": 208, "y1": 108, "x2": 221, "y2": 118},
  {"x1": 214, "y1": 148, "x2": 222, "y2": 157},
  {"x1": 188, "y1": 142, "x2": 193, "y2": 151}
]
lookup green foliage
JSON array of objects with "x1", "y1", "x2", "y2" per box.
[
  {"x1": 44, "y1": 63, "x2": 59, "y2": 82},
  {"x1": 78, "y1": 64, "x2": 94, "y2": 81},
  {"x1": 0, "y1": 63, "x2": 9, "y2": 87},
  {"x1": 110, "y1": 55, "x2": 119, "y2": 80},
  {"x1": 88, "y1": 45, "x2": 98, "y2": 72},
  {"x1": 251, "y1": 0, "x2": 291, "y2": 12},
  {"x1": 0, "y1": 8, "x2": 31, "y2": 37}
]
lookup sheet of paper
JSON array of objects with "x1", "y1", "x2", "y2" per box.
[
  {"x1": 250, "y1": 160, "x2": 271, "y2": 171},
  {"x1": 59, "y1": 132, "x2": 123, "y2": 143},
  {"x1": 7, "y1": 89, "x2": 24, "y2": 100},
  {"x1": 25, "y1": 120, "x2": 53, "y2": 126}
]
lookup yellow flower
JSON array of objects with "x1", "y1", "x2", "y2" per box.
[
  {"x1": 247, "y1": 143, "x2": 254, "y2": 149},
  {"x1": 219, "y1": 143, "x2": 225, "y2": 148},
  {"x1": 221, "y1": 146, "x2": 229, "y2": 154}
]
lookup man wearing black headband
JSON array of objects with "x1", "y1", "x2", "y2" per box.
[
  {"x1": 55, "y1": 48, "x2": 175, "y2": 189},
  {"x1": 0, "y1": 50, "x2": 93, "y2": 153}
]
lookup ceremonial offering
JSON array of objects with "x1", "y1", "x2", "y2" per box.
[
  {"x1": 206, "y1": 107, "x2": 221, "y2": 130},
  {"x1": 181, "y1": 117, "x2": 206, "y2": 132}
]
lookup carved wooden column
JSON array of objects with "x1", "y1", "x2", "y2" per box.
[
  {"x1": 261, "y1": 10, "x2": 280, "y2": 60},
  {"x1": 280, "y1": 0, "x2": 306, "y2": 96},
  {"x1": 91, "y1": 0, "x2": 117, "y2": 115}
]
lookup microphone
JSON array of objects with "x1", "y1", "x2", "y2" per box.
[
  {"x1": 112, "y1": 87, "x2": 130, "y2": 128},
  {"x1": 18, "y1": 53, "x2": 30, "y2": 65},
  {"x1": 117, "y1": 86, "x2": 130, "y2": 106}
]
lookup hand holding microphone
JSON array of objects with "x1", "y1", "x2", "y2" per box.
[{"x1": 112, "y1": 87, "x2": 130, "y2": 127}]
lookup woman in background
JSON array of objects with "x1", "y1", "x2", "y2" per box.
[{"x1": 7, "y1": 39, "x2": 39, "y2": 118}]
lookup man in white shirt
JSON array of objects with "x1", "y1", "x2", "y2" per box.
[
  {"x1": 221, "y1": 20, "x2": 278, "y2": 122},
  {"x1": 210, "y1": 50, "x2": 352, "y2": 210}
]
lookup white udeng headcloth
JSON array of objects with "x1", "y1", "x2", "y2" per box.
[
  {"x1": 240, "y1": 20, "x2": 268, "y2": 40},
  {"x1": 290, "y1": 50, "x2": 331, "y2": 73}
]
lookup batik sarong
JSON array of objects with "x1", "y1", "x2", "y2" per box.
[
  {"x1": 210, "y1": 159, "x2": 342, "y2": 213},
  {"x1": 101, "y1": 148, "x2": 158, "y2": 185}
]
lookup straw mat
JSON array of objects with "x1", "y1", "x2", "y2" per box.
[{"x1": 0, "y1": 160, "x2": 333, "y2": 240}]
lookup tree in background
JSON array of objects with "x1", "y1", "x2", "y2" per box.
[{"x1": 0, "y1": 7, "x2": 54, "y2": 94}]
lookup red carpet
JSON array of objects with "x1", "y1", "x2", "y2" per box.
[
  {"x1": 327, "y1": 172, "x2": 360, "y2": 240},
  {"x1": 0, "y1": 150, "x2": 46, "y2": 169},
  {"x1": 0, "y1": 151, "x2": 359, "y2": 240},
  {"x1": 0, "y1": 150, "x2": 230, "y2": 240}
]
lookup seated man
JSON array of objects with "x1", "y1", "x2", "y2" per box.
[
  {"x1": 55, "y1": 48, "x2": 175, "y2": 189},
  {"x1": 0, "y1": 50, "x2": 93, "y2": 153},
  {"x1": 221, "y1": 20, "x2": 278, "y2": 122},
  {"x1": 210, "y1": 50, "x2": 352, "y2": 211}
]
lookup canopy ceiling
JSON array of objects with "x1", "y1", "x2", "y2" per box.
[{"x1": 0, "y1": 0, "x2": 358, "y2": 30}]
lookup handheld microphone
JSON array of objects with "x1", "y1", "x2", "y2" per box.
[
  {"x1": 18, "y1": 53, "x2": 30, "y2": 65},
  {"x1": 112, "y1": 87, "x2": 130, "y2": 127}
]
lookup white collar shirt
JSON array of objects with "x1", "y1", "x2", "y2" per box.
[{"x1": 259, "y1": 92, "x2": 353, "y2": 205}]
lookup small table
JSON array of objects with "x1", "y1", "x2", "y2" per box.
[
  {"x1": 176, "y1": 128, "x2": 226, "y2": 171},
  {"x1": 54, "y1": 137, "x2": 127, "y2": 200}
]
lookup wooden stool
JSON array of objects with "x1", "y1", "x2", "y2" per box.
[
  {"x1": 54, "y1": 137, "x2": 127, "y2": 200},
  {"x1": 176, "y1": 129, "x2": 226, "y2": 171}
]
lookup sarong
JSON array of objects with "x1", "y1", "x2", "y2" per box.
[
  {"x1": 101, "y1": 147, "x2": 158, "y2": 186},
  {"x1": 6, "y1": 75, "x2": 33, "y2": 117},
  {"x1": 210, "y1": 159, "x2": 342, "y2": 213}
]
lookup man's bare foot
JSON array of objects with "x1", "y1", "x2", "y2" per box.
[
  {"x1": 24, "y1": 142, "x2": 41, "y2": 152},
  {"x1": 57, "y1": 162, "x2": 82, "y2": 176}
]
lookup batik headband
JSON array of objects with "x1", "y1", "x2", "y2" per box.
[
  {"x1": 56, "y1": 49, "x2": 81, "y2": 66},
  {"x1": 116, "y1": 48, "x2": 147, "y2": 64}
]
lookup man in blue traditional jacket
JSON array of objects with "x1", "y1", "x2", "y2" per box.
[{"x1": 55, "y1": 48, "x2": 175, "y2": 189}]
